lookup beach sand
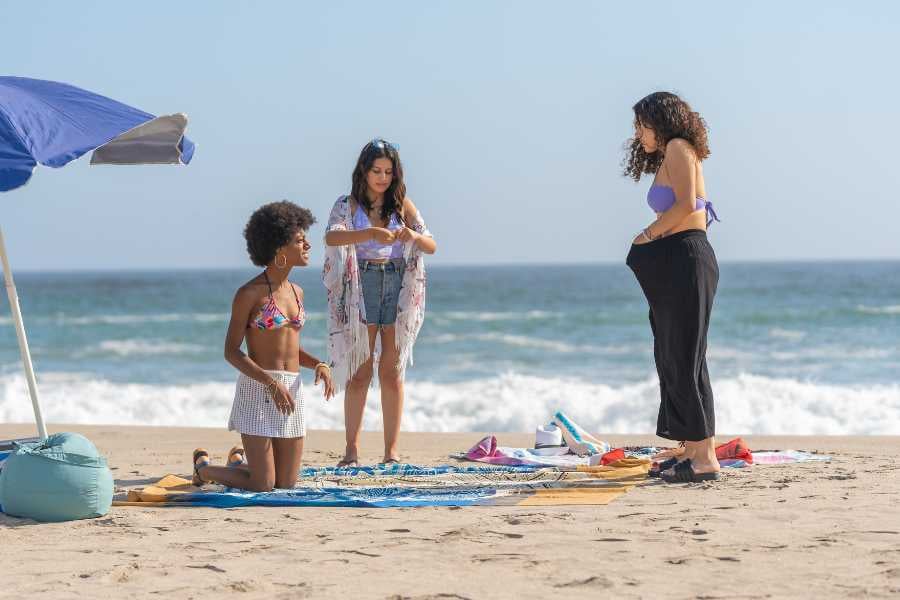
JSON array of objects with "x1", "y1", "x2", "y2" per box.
[{"x1": 1, "y1": 424, "x2": 898, "y2": 599}]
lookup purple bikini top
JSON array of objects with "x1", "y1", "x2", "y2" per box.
[
  {"x1": 647, "y1": 185, "x2": 720, "y2": 226},
  {"x1": 352, "y1": 207, "x2": 404, "y2": 260}
]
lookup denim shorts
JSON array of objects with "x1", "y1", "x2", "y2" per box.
[{"x1": 360, "y1": 258, "x2": 405, "y2": 326}]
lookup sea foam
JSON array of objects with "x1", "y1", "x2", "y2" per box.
[{"x1": 2, "y1": 371, "x2": 897, "y2": 435}]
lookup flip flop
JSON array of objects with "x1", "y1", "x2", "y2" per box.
[
  {"x1": 227, "y1": 446, "x2": 247, "y2": 468},
  {"x1": 661, "y1": 459, "x2": 721, "y2": 483},
  {"x1": 192, "y1": 448, "x2": 210, "y2": 486},
  {"x1": 648, "y1": 457, "x2": 678, "y2": 478},
  {"x1": 336, "y1": 458, "x2": 359, "y2": 468},
  {"x1": 382, "y1": 458, "x2": 400, "y2": 465}
]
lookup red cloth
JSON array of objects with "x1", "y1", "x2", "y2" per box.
[
  {"x1": 599, "y1": 448, "x2": 625, "y2": 465},
  {"x1": 715, "y1": 437, "x2": 753, "y2": 464}
]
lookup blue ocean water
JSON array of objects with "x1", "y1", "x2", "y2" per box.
[{"x1": 1, "y1": 262, "x2": 898, "y2": 434}]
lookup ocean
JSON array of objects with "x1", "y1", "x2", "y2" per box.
[{"x1": 1, "y1": 262, "x2": 898, "y2": 435}]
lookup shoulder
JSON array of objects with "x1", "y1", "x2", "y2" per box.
[
  {"x1": 234, "y1": 281, "x2": 263, "y2": 306},
  {"x1": 402, "y1": 197, "x2": 419, "y2": 218},
  {"x1": 665, "y1": 138, "x2": 698, "y2": 161},
  {"x1": 331, "y1": 195, "x2": 351, "y2": 211},
  {"x1": 291, "y1": 282, "x2": 304, "y2": 298}
]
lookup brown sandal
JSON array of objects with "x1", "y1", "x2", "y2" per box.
[
  {"x1": 192, "y1": 448, "x2": 210, "y2": 486},
  {"x1": 226, "y1": 446, "x2": 247, "y2": 468}
]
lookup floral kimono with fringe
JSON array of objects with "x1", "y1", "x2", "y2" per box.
[{"x1": 322, "y1": 195, "x2": 430, "y2": 393}]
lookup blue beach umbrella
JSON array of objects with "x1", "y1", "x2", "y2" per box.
[{"x1": 0, "y1": 76, "x2": 196, "y2": 440}]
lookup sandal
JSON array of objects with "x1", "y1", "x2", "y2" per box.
[
  {"x1": 382, "y1": 458, "x2": 400, "y2": 465},
  {"x1": 336, "y1": 458, "x2": 360, "y2": 468},
  {"x1": 660, "y1": 459, "x2": 720, "y2": 483},
  {"x1": 648, "y1": 457, "x2": 678, "y2": 478},
  {"x1": 227, "y1": 446, "x2": 247, "y2": 468},
  {"x1": 192, "y1": 448, "x2": 211, "y2": 486}
]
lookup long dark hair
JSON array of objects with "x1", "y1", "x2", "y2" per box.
[
  {"x1": 623, "y1": 91, "x2": 710, "y2": 182},
  {"x1": 351, "y1": 139, "x2": 407, "y2": 224}
]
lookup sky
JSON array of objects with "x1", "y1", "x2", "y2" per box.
[{"x1": 2, "y1": 0, "x2": 899, "y2": 270}]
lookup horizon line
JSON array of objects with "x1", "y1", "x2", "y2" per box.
[{"x1": 5, "y1": 257, "x2": 900, "y2": 275}]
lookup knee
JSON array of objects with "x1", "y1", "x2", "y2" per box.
[
  {"x1": 378, "y1": 360, "x2": 402, "y2": 386},
  {"x1": 351, "y1": 362, "x2": 374, "y2": 386},
  {"x1": 274, "y1": 475, "x2": 298, "y2": 489},
  {"x1": 247, "y1": 475, "x2": 275, "y2": 493}
]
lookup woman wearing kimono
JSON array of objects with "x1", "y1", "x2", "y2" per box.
[{"x1": 323, "y1": 139, "x2": 436, "y2": 467}]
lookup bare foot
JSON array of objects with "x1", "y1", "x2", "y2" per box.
[
  {"x1": 689, "y1": 456, "x2": 720, "y2": 474},
  {"x1": 652, "y1": 445, "x2": 686, "y2": 461}
]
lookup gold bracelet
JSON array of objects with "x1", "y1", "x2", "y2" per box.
[{"x1": 314, "y1": 362, "x2": 331, "y2": 372}]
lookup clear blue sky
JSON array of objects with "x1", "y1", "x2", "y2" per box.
[{"x1": 2, "y1": 1, "x2": 898, "y2": 269}]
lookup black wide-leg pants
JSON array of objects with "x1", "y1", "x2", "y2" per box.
[{"x1": 626, "y1": 230, "x2": 719, "y2": 442}]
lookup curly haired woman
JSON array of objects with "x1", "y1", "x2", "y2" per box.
[
  {"x1": 624, "y1": 92, "x2": 722, "y2": 483},
  {"x1": 192, "y1": 201, "x2": 335, "y2": 491},
  {"x1": 323, "y1": 139, "x2": 436, "y2": 467}
]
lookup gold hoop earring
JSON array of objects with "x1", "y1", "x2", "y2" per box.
[{"x1": 275, "y1": 255, "x2": 287, "y2": 268}]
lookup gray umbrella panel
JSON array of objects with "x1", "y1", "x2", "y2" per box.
[{"x1": 90, "y1": 113, "x2": 190, "y2": 165}]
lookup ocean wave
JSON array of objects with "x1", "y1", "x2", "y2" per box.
[
  {"x1": 430, "y1": 310, "x2": 560, "y2": 323},
  {"x1": 0, "y1": 312, "x2": 326, "y2": 327},
  {"x1": 87, "y1": 340, "x2": 207, "y2": 357},
  {"x1": 2, "y1": 371, "x2": 898, "y2": 435},
  {"x1": 768, "y1": 328, "x2": 807, "y2": 341},
  {"x1": 75, "y1": 337, "x2": 324, "y2": 358},
  {"x1": 427, "y1": 332, "x2": 637, "y2": 355},
  {"x1": 857, "y1": 305, "x2": 900, "y2": 315},
  {"x1": 0, "y1": 313, "x2": 227, "y2": 327}
]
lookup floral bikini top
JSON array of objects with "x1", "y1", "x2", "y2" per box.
[{"x1": 249, "y1": 272, "x2": 306, "y2": 330}]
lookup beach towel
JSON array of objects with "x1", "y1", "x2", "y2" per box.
[
  {"x1": 115, "y1": 461, "x2": 650, "y2": 508},
  {"x1": 551, "y1": 411, "x2": 611, "y2": 456},
  {"x1": 456, "y1": 435, "x2": 597, "y2": 468},
  {"x1": 752, "y1": 451, "x2": 832, "y2": 464}
]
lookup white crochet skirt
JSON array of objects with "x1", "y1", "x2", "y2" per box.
[{"x1": 228, "y1": 370, "x2": 305, "y2": 438}]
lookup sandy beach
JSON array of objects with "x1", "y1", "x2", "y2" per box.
[{"x1": 0, "y1": 424, "x2": 897, "y2": 599}]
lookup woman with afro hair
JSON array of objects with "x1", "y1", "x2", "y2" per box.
[
  {"x1": 624, "y1": 92, "x2": 722, "y2": 483},
  {"x1": 191, "y1": 200, "x2": 334, "y2": 491}
]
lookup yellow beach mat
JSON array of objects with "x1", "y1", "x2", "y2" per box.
[
  {"x1": 513, "y1": 458, "x2": 652, "y2": 506},
  {"x1": 113, "y1": 474, "x2": 199, "y2": 506},
  {"x1": 577, "y1": 458, "x2": 652, "y2": 480}
]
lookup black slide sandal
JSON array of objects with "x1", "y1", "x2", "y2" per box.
[
  {"x1": 649, "y1": 457, "x2": 678, "y2": 478},
  {"x1": 661, "y1": 459, "x2": 720, "y2": 483}
]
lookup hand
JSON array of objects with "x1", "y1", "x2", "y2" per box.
[
  {"x1": 270, "y1": 381, "x2": 295, "y2": 415},
  {"x1": 395, "y1": 227, "x2": 419, "y2": 244},
  {"x1": 369, "y1": 227, "x2": 396, "y2": 244},
  {"x1": 632, "y1": 232, "x2": 650, "y2": 245},
  {"x1": 314, "y1": 364, "x2": 335, "y2": 400}
]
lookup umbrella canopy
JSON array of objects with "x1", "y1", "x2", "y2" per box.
[
  {"x1": 0, "y1": 76, "x2": 195, "y2": 439},
  {"x1": 0, "y1": 76, "x2": 194, "y2": 191}
]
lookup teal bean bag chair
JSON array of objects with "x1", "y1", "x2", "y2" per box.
[{"x1": 0, "y1": 432, "x2": 113, "y2": 522}]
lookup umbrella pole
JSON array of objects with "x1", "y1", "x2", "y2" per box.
[{"x1": 0, "y1": 225, "x2": 48, "y2": 440}]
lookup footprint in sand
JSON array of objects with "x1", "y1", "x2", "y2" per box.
[
  {"x1": 553, "y1": 575, "x2": 614, "y2": 589},
  {"x1": 485, "y1": 530, "x2": 524, "y2": 539}
]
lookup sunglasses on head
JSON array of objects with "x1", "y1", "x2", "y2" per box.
[{"x1": 370, "y1": 138, "x2": 399, "y2": 152}]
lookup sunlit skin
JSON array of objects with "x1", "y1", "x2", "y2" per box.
[
  {"x1": 325, "y1": 156, "x2": 436, "y2": 464},
  {"x1": 194, "y1": 229, "x2": 335, "y2": 492},
  {"x1": 633, "y1": 123, "x2": 719, "y2": 477},
  {"x1": 632, "y1": 123, "x2": 709, "y2": 245}
]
